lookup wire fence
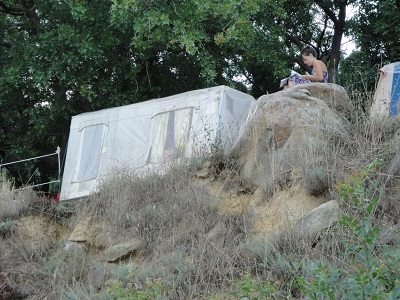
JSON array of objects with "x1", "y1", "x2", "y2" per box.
[{"x1": 0, "y1": 147, "x2": 61, "y2": 192}]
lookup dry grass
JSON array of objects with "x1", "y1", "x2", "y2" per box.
[{"x1": 72, "y1": 162, "x2": 252, "y2": 298}]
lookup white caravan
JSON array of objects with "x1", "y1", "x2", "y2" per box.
[
  {"x1": 370, "y1": 62, "x2": 400, "y2": 119},
  {"x1": 60, "y1": 85, "x2": 256, "y2": 201}
]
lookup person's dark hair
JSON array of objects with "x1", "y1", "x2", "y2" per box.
[{"x1": 300, "y1": 46, "x2": 317, "y2": 57}]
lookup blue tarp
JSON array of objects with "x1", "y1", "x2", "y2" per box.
[{"x1": 389, "y1": 63, "x2": 400, "y2": 116}]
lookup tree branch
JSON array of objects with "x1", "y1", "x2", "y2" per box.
[
  {"x1": 19, "y1": 0, "x2": 40, "y2": 34},
  {"x1": 0, "y1": 0, "x2": 40, "y2": 34},
  {"x1": 0, "y1": 1, "x2": 23, "y2": 15},
  {"x1": 313, "y1": 0, "x2": 339, "y2": 25},
  {"x1": 0, "y1": 41, "x2": 12, "y2": 48}
]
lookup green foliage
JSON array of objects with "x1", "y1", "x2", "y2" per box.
[
  {"x1": 342, "y1": 0, "x2": 400, "y2": 95},
  {"x1": 296, "y1": 159, "x2": 400, "y2": 299},
  {"x1": 349, "y1": 0, "x2": 400, "y2": 64},
  {"x1": 296, "y1": 262, "x2": 340, "y2": 300},
  {"x1": 105, "y1": 276, "x2": 167, "y2": 300},
  {"x1": 0, "y1": 1, "x2": 145, "y2": 186},
  {"x1": 226, "y1": 272, "x2": 281, "y2": 300},
  {"x1": 337, "y1": 50, "x2": 379, "y2": 102},
  {"x1": 110, "y1": 0, "x2": 287, "y2": 95}
]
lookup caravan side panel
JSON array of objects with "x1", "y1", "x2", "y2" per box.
[
  {"x1": 105, "y1": 106, "x2": 153, "y2": 172},
  {"x1": 60, "y1": 110, "x2": 117, "y2": 200},
  {"x1": 218, "y1": 87, "x2": 256, "y2": 153}
]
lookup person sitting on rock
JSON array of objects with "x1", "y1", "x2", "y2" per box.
[{"x1": 287, "y1": 46, "x2": 328, "y2": 88}]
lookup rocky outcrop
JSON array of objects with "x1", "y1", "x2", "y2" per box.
[
  {"x1": 233, "y1": 84, "x2": 348, "y2": 193},
  {"x1": 68, "y1": 217, "x2": 106, "y2": 244}
]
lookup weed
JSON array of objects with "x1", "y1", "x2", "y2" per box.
[
  {"x1": 226, "y1": 272, "x2": 282, "y2": 300},
  {"x1": 105, "y1": 275, "x2": 167, "y2": 300}
]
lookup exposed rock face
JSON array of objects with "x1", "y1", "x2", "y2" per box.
[
  {"x1": 15, "y1": 215, "x2": 65, "y2": 251},
  {"x1": 250, "y1": 182, "x2": 328, "y2": 236},
  {"x1": 233, "y1": 84, "x2": 348, "y2": 190}
]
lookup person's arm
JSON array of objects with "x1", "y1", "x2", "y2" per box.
[{"x1": 301, "y1": 61, "x2": 325, "y2": 81}]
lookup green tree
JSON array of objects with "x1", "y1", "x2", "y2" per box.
[
  {"x1": 339, "y1": 0, "x2": 400, "y2": 105},
  {"x1": 283, "y1": 0, "x2": 357, "y2": 83},
  {"x1": 350, "y1": 0, "x2": 400, "y2": 65},
  {"x1": 110, "y1": 0, "x2": 288, "y2": 96},
  {"x1": 0, "y1": 1, "x2": 143, "y2": 187}
]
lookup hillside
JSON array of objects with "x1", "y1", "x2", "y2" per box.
[{"x1": 1, "y1": 84, "x2": 400, "y2": 299}]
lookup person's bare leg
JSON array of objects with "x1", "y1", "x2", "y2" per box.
[{"x1": 284, "y1": 81, "x2": 293, "y2": 90}]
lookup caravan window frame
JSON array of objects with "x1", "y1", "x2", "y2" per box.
[{"x1": 72, "y1": 123, "x2": 108, "y2": 182}]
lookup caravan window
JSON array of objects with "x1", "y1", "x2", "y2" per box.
[
  {"x1": 74, "y1": 124, "x2": 106, "y2": 181},
  {"x1": 148, "y1": 108, "x2": 193, "y2": 163}
]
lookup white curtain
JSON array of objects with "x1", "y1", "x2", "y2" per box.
[
  {"x1": 149, "y1": 112, "x2": 169, "y2": 162},
  {"x1": 149, "y1": 108, "x2": 192, "y2": 163},
  {"x1": 174, "y1": 108, "x2": 192, "y2": 154}
]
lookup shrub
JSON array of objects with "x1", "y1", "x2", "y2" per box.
[{"x1": 296, "y1": 159, "x2": 400, "y2": 299}]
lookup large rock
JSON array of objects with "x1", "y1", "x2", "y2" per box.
[
  {"x1": 101, "y1": 239, "x2": 145, "y2": 263},
  {"x1": 88, "y1": 262, "x2": 117, "y2": 289},
  {"x1": 233, "y1": 84, "x2": 347, "y2": 189},
  {"x1": 293, "y1": 199, "x2": 340, "y2": 240},
  {"x1": 68, "y1": 217, "x2": 106, "y2": 245},
  {"x1": 290, "y1": 83, "x2": 354, "y2": 118}
]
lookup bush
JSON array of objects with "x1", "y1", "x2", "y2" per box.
[{"x1": 296, "y1": 159, "x2": 400, "y2": 299}]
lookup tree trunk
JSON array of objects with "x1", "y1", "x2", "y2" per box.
[
  {"x1": 314, "y1": 0, "x2": 347, "y2": 83},
  {"x1": 328, "y1": 5, "x2": 346, "y2": 83}
]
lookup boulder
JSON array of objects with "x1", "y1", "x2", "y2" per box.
[
  {"x1": 233, "y1": 84, "x2": 347, "y2": 190},
  {"x1": 101, "y1": 239, "x2": 145, "y2": 263},
  {"x1": 68, "y1": 217, "x2": 106, "y2": 245},
  {"x1": 64, "y1": 241, "x2": 87, "y2": 253},
  {"x1": 293, "y1": 200, "x2": 340, "y2": 240},
  {"x1": 89, "y1": 262, "x2": 116, "y2": 289},
  {"x1": 290, "y1": 83, "x2": 354, "y2": 118}
]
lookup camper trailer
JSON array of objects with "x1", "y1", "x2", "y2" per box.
[
  {"x1": 60, "y1": 85, "x2": 256, "y2": 201},
  {"x1": 370, "y1": 62, "x2": 400, "y2": 119}
]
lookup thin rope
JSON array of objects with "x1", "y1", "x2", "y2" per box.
[
  {"x1": 13, "y1": 179, "x2": 61, "y2": 191},
  {"x1": 0, "y1": 148, "x2": 61, "y2": 192},
  {"x1": 0, "y1": 150, "x2": 59, "y2": 168}
]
